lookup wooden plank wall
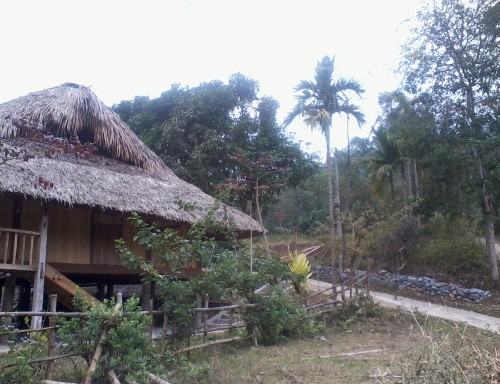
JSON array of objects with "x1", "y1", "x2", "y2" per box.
[
  {"x1": 91, "y1": 212, "x2": 123, "y2": 265},
  {"x1": 47, "y1": 205, "x2": 92, "y2": 264}
]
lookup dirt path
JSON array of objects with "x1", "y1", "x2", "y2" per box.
[{"x1": 308, "y1": 279, "x2": 500, "y2": 334}]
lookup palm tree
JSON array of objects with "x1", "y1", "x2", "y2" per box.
[
  {"x1": 368, "y1": 128, "x2": 402, "y2": 201},
  {"x1": 284, "y1": 56, "x2": 365, "y2": 289}
]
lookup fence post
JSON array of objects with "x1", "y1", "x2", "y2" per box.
[
  {"x1": 228, "y1": 309, "x2": 234, "y2": 336},
  {"x1": 162, "y1": 312, "x2": 169, "y2": 346},
  {"x1": 46, "y1": 294, "x2": 57, "y2": 380},
  {"x1": 149, "y1": 298, "x2": 154, "y2": 340},
  {"x1": 203, "y1": 295, "x2": 209, "y2": 343}
]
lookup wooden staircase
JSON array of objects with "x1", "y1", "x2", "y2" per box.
[{"x1": 43, "y1": 263, "x2": 101, "y2": 309}]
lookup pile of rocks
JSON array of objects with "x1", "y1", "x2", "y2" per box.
[
  {"x1": 310, "y1": 264, "x2": 491, "y2": 302},
  {"x1": 310, "y1": 264, "x2": 337, "y2": 282},
  {"x1": 373, "y1": 270, "x2": 491, "y2": 302}
]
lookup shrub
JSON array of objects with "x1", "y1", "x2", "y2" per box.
[
  {"x1": 57, "y1": 294, "x2": 159, "y2": 383},
  {"x1": 409, "y1": 214, "x2": 489, "y2": 279},
  {"x1": 326, "y1": 295, "x2": 381, "y2": 329},
  {"x1": 243, "y1": 286, "x2": 318, "y2": 345}
]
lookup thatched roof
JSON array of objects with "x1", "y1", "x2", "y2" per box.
[
  {"x1": 0, "y1": 83, "x2": 168, "y2": 174},
  {"x1": 0, "y1": 83, "x2": 263, "y2": 235}
]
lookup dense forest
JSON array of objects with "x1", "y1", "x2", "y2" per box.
[{"x1": 114, "y1": 0, "x2": 500, "y2": 282}]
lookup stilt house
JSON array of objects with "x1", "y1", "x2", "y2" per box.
[{"x1": 0, "y1": 83, "x2": 262, "y2": 327}]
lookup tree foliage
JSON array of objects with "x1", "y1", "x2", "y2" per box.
[
  {"x1": 113, "y1": 74, "x2": 318, "y2": 213},
  {"x1": 400, "y1": 0, "x2": 500, "y2": 279}
]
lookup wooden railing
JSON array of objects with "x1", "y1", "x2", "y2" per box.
[{"x1": 0, "y1": 227, "x2": 40, "y2": 267}]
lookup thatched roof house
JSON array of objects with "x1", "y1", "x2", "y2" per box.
[
  {"x1": 0, "y1": 83, "x2": 262, "y2": 320},
  {"x1": 0, "y1": 83, "x2": 262, "y2": 234}
]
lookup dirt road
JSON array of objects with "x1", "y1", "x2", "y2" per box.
[{"x1": 308, "y1": 279, "x2": 500, "y2": 334}]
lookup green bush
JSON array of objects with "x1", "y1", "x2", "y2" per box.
[
  {"x1": 0, "y1": 332, "x2": 47, "y2": 384},
  {"x1": 57, "y1": 294, "x2": 160, "y2": 383},
  {"x1": 326, "y1": 296, "x2": 381, "y2": 329},
  {"x1": 410, "y1": 214, "x2": 489, "y2": 278},
  {"x1": 243, "y1": 286, "x2": 319, "y2": 345}
]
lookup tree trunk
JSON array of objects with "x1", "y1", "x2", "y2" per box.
[
  {"x1": 255, "y1": 182, "x2": 270, "y2": 256},
  {"x1": 334, "y1": 151, "x2": 345, "y2": 300},
  {"x1": 325, "y1": 128, "x2": 337, "y2": 284},
  {"x1": 464, "y1": 83, "x2": 498, "y2": 281},
  {"x1": 477, "y1": 159, "x2": 498, "y2": 280},
  {"x1": 485, "y1": 218, "x2": 498, "y2": 281}
]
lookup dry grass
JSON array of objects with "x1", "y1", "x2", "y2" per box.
[{"x1": 180, "y1": 308, "x2": 500, "y2": 384}]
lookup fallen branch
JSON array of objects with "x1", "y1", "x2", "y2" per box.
[
  {"x1": 147, "y1": 372, "x2": 173, "y2": 384},
  {"x1": 108, "y1": 370, "x2": 121, "y2": 384},
  {"x1": 0, "y1": 351, "x2": 82, "y2": 369},
  {"x1": 338, "y1": 348, "x2": 385, "y2": 356},
  {"x1": 172, "y1": 335, "x2": 250, "y2": 355},
  {"x1": 42, "y1": 381, "x2": 77, "y2": 384}
]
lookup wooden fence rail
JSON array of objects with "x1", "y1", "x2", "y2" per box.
[
  {"x1": 0, "y1": 227, "x2": 40, "y2": 267},
  {"x1": 0, "y1": 276, "x2": 367, "y2": 380}
]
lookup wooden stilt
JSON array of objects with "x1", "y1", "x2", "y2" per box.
[
  {"x1": 32, "y1": 208, "x2": 48, "y2": 329},
  {"x1": 106, "y1": 283, "x2": 114, "y2": 300},
  {"x1": 96, "y1": 282, "x2": 105, "y2": 301}
]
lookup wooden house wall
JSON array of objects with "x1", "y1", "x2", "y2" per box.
[
  {"x1": 0, "y1": 196, "x2": 15, "y2": 228},
  {"x1": 91, "y1": 211, "x2": 123, "y2": 265},
  {"x1": 47, "y1": 205, "x2": 92, "y2": 265},
  {"x1": 0, "y1": 197, "x2": 15, "y2": 262},
  {"x1": 1, "y1": 197, "x2": 198, "y2": 276},
  {"x1": 122, "y1": 217, "x2": 146, "y2": 261}
]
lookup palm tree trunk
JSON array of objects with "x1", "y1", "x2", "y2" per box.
[
  {"x1": 334, "y1": 150, "x2": 345, "y2": 300},
  {"x1": 325, "y1": 128, "x2": 337, "y2": 284}
]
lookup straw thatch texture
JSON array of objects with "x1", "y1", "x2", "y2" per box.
[
  {"x1": 0, "y1": 83, "x2": 167, "y2": 174},
  {"x1": 0, "y1": 84, "x2": 263, "y2": 234}
]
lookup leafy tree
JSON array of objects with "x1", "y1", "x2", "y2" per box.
[
  {"x1": 113, "y1": 75, "x2": 317, "y2": 217},
  {"x1": 401, "y1": 0, "x2": 500, "y2": 279},
  {"x1": 284, "y1": 56, "x2": 365, "y2": 286}
]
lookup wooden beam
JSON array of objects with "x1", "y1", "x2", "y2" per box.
[
  {"x1": 0, "y1": 264, "x2": 37, "y2": 272},
  {"x1": 32, "y1": 208, "x2": 48, "y2": 329}
]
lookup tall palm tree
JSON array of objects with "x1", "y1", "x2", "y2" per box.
[{"x1": 284, "y1": 56, "x2": 365, "y2": 287}]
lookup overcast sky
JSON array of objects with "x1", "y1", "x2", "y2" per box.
[{"x1": 0, "y1": 0, "x2": 419, "y2": 157}]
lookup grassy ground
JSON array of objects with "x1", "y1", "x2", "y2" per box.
[{"x1": 175, "y1": 306, "x2": 500, "y2": 384}]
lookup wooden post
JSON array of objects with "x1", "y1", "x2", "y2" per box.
[
  {"x1": 46, "y1": 294, "x2": 57, "y2": 380},
  {"x1": 32, "y1": 208, "x2": 48, "y2": 329},
  {"x1": 141, "y1": 251, "x2": 152, "y2": 311},
  {"x1": 194, "y1": 293, "x2": 202, "y2": 329},
  {"x1": 0, "y1": 275, "x2": 16, "y2": 343},
  {"x1": 203, "y1": 295, "x2": 209, "y2": 343},
  {"x1": 149, "y1": 298, "x2": 154, "y2": 340},
  {"x1": 106, "y1": 283, "x2": 114, "y2": 300},
  {"x1": 96, "y1": 282, "x2": 105, "y2": 301},
  {"x1": 228, "y1": 310, "x2": 234, "y2": 336},
  {"x1": 162, "y1": 313, "x2": 169, "y2": 344}
]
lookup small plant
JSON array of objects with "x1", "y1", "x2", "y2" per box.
[
  {"x1": 0, "y1": 331, "x2": 48, "y2": 384},
  {"x1": 288, "y1": 252, "x2": 312, "y2": 294}
]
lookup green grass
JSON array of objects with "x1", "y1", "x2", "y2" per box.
[{"x1": 171, "y1": 307, "x2": 500, "y2": 384}]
